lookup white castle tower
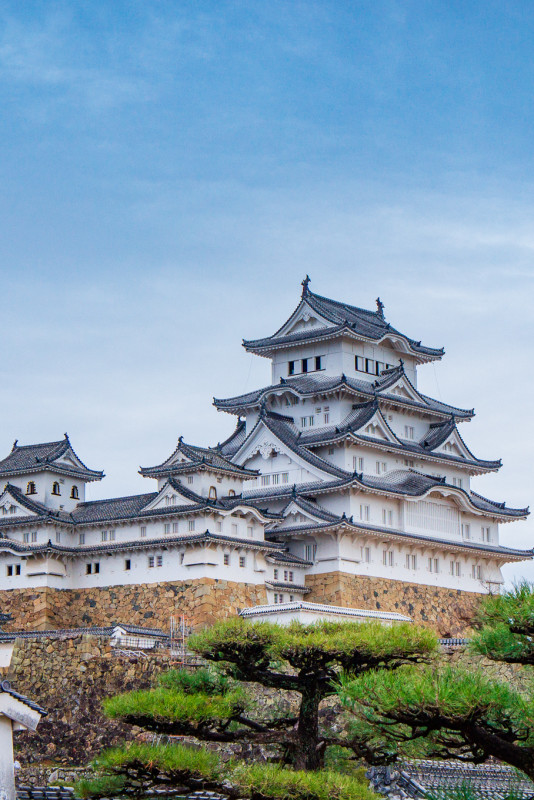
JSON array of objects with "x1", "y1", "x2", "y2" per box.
[{"x1": 214, "y1": 278, "x2": 530, "y2": 625}]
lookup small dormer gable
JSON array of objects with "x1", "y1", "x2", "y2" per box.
[
  {"x1": 0, "y1": 484, "x2": 44, "y2": 520},
  {"x1": 358, "y1": 409, "x2": 399, "y2": 444},
  {"x1": 140, "y1": 479, "x2": 201, "y2": 513}
]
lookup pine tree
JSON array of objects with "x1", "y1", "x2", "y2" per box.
[{"x1": 338, "y1": 583, "x2": 534, "y2": 780}]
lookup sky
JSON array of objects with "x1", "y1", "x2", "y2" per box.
[{"x1": 0, "y1": 0, "x2": 533, "y2": 583}]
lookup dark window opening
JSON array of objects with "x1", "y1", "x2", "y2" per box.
[
  {"x1": 52, "y1": 482, "x2": 61, "y2": 496},
  {"x1": 71, "y1": 485, "x2": 79, "y2": 499},
  {"x1": 94, "y1": 562, "x2": 100, "y2": 574},
  {"x1": 26, "y1": 481, "x2": 36, "y2": 495},
  {"x1": 301, "y1": 358, "x2": 309, "y2": 373},
  {"x1": 125, "y1": 559, "x2": 131, "y2": 571},
  {"x1": 315, "y1": 356, "x2": 322, "y2": 371},
  {"x1": 288, "y1": 361, "x2": 295, "y2": 376}
]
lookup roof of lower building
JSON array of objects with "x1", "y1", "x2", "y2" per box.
[
  {"x1": 240, "y1": 600, "x2": 412, "y2": 622},
  {"x1": 242, "y1": 282, "x2": 444, "y2": 360},
  {"x1": 140, "y1": 436, "x2": 258, "y2": 479},
  {"x1": 0, "y1": 435, "x2": 104, "y2": 482},
  {"x1": 0, "y1": 623, "x2": 167, "y2": 643},
  {"x1": 214, "y1": 368, "x2": 474, "y2": 420},
  {"x1": 368, "y1": 759, "x2": 534, "y2": 799},
  {"x1": 0, "y1": 680, "x2": 47, "y2": 716}
]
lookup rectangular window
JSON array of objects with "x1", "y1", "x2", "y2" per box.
[
  {"x1": 328, "y1": 447, "x2": 334, "y2": 455},
  {"x1": 23, "y1": 532, "x2": 30, "y2": 543},
  {"x1": 94, "y1": 563, "x2": 100, "y2": 574},
  {"x1": 376, "y1": 461, "x2": 387, "y2": 474},
  {"x1": 109, "y1": 529, "x2": 115, "y2": 541},
  {"x1": 180, "y1": 552, "x2": 185, "y2": 564},
  {"x1": 31, "y1": 531, "x2": 37, "y2": 543},
  {"x1": 140, "y1": 526, "x2": 147, "y2": 538},
  {"x1": 403, "y1": 459, "x2": 415, "y2": 467},
  {"x1": 304, "y1": 544, "x2": 317, "y2": 562},
  {"x1": 324, "y1": 412, "x2": 330, "y2": 424},
  {"x1": 428, "y1": 558, "x2": 440, "y2": 573},
  {"x1": 382, "y1": 550, "x2": 394, "y2": 566},
  {"x1": 284, "y1": 570, "x2": 288, "y2": 581},
  {"x1": 450, "y1": 561, "x2": 461, "y2": 576},
  {"x1": 358, "y1": 457, "x2": 364, "y2": 472},
  {"x1": 461, "y1": 523, "x2": 471, "y2": 539},
  {"x1": 173, "y1": 522, "x2": 179, "y2": 533},
  {"x1": 282, "y1": 473, "x2": 289, "y2": 483},
  {"x1": 223, "y1": 553, "x2": 230, "y2": 566},
  {"x1": 404, "y1": 426, "x2": 415, "y2": 440},
  {"x1": 239, "y1": 556, "x2": 246, "y2": 568},
  {"x1": 247, "y1": 526, "x2": 253, "y2": 538},
  {"x1": 164, "y1": 523, "x2": 171, "y2": 534},
  {"x1": 315, "y1": 356, "x2": 323, "y2": 371},
  {"x1": 231, "y1": 523, "x2": 238, "y2": 535},
  {"x1": 481, "y1": 526, "x2": 491, "y2": 542},
  {"x1": 86, "y1": 563, "x2": 92, "y2": 575},
  {"x1": 363, "y1": 547, "x2": 371, "y2": 563},
  {"x1": 125, "y1": 559, "x2": 131, "y2": 571},
  {"x1": 274, "y1": 568, "x2": 279, "y2": 579},
  {"x1": 15, "y1": 564, "x2": 21, "y2": 575},
  {"x1": 101, "y1": 530, "x2": 108, "y2": 542},
  {"x1": 289, "y1": 571, "x2": 294, "y2": 582},
  {"x1": 188, "y1": 520, "x2": 195, "y2": 531},
  {"x1": 300, "y1": 417, "x2": 307, "y2": 427},
  {"x1": 6, "y1": 565, "x2": 13, "y2": 576},
  {"x1": 272, "y1": 473, "x2": 280, "y2": 485},
  {"x1": 376, "y1": 361, "x2": 385, "y2": 375},
  {"x1": 308, "y1": 415, "x2": 314, "y2": 426},
  {"x1": 359, "y1": 504, "x2": 370, "y2": 521},
  {"x1": 156, "y1": 555, "x2": 163, "y2": 567},
  {"x1": 355, "y1": 355, "x2": 364, "y2": 372},
  {"x1": 472, "y1": 564, "x2": 482, "y2": 580},
  {"x1": 148, "y1": 556, "x2": 155, "y2": 568},
  {"x1": 382, "y1": 509, "x2": 393, "y2": 526},
  {"x1": 406, "y1": 554, "x2": 417, "y2": 570},
  {"x1": 288, "y1": 361, "x2": 296, "y2": 376},
  {"x1": 301, "y1": 358, "x2": 309, "y2": 373},
  {"x1": 216, "y1": 520, "x2": 222, "y2": 531},
  {"x1": 79, "y1": 533, "x2": 85, "y2": 545},
  {"x1": 187, "y1": 476, "x2": 194, "y2": 484},
  {"x1": 261, "y1": 475, "x2": 271, "y2": 485}
]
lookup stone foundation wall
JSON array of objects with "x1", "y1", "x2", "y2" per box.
[
  {"x1": 305, "y1": 572, "x2": 482, "y2": 636},
  {"x1": 1, "y1": 579, "x2": 268, "y2": 631}
]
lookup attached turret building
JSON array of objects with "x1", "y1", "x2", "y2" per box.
[{"x1": 0, "y1": 280, "x2": 530, "y2": 634}]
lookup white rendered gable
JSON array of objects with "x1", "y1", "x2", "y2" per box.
[
  {"x1": 234, "y1": 421, "x2": 333, "y2": 482},
  {"x1": 141, "y1": 481, "x2": 198, "y2": 512},
  {"x1": 433, "y1": 430, "x2": 471, "y2": 460},
  {"x1": 384, "y1": 375, "x2": 423, "y2": 403},
  {"x1": 281, "y1": 500, "x2": 328, "y2": 525},
  {"x1": 0, "y1": 488, "x2": 38, "y2": 518},
  {"x1": 275, "y1": 300, "x2": 334, "y2": 338},
  {"x1": 358, "y1": 410, "x2": 399, "y2": 444}
]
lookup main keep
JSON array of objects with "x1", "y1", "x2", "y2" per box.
[{"x1": 0, "y1": 280, "x2": 530, "y2": 635}]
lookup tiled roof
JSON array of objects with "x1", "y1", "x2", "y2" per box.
[
  {"x1": 218, "y1": 419, "x2": 247, "y2": 457},
  {"x1": 0, "y1": 624, "x2": 167, "y2": 642},
  {"x1": 0, "y1": 435, "x2": 103, "y2": 481},
  {"x1": 240, "y1": 600, "x2": 412, "y2": 622},
  {"x1": 214, "y1": 369, "x2": 474, "y2": 420},
  {"x1": 267, "y1": 515, "x2": 533, "y2": 559},
  {"x1": 267, "y1": 551, "x2": 313, "y2": 566},
  {"x1": 0, "y1": 680, "x2": 47, "y2": 716},
  {"x1": 242, "y1": 287, "x2": 444, "y2": 359},
  {"x1": 0, "y1": 530, "x2": 286, "y2": 557},
  {"x1": 72, "y1": 492, "x2": 158, "y2": 524},
  {"x1": 140, "y1": 436, "x2": 257, "y2": 479},
  {"x1": 265, "y1": 581, "x2": 310, "y2": 593}
]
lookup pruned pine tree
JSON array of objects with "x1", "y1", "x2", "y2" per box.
[
  {"x1": 338, "y1": 583, "x2": 534, "y2": 781},
  {"x1": 77, "y1": 618, "x2": 436, "y2": 799}
]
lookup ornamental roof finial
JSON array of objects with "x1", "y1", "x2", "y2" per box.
[
  {"x1": 301, "y1": 275, "x2": 311, "y2": 296},
  {"x1": 376, "y1": 297, "x2": 385, "y2": 320},
  {"x1": 11, "y1": 440, "x2": 17, "y2": 451}
]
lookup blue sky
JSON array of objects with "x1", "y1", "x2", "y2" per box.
[{"x1": 0, "y1": 1, "x2": 533, "y2": 582}]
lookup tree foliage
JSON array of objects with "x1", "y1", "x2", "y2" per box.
[
  {"x1": 102, "y1": 618, "x2": 436, "y2": 772},
  {"x1": 338, "y1": 583, "x2": 534, "y2": 780}
]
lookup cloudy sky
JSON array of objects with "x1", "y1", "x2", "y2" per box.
[{"x1": 0, "y1": 1, "x2": 533, "y2": 582}]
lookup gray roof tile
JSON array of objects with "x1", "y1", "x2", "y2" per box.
[{"x1": 0, "y1": 435, "x2": 103, "y2": 481}]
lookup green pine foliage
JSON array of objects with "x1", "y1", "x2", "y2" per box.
[
  {"x1": 74, "y1": 742, "x2": 376, "y2": 800},
  {"x1": 337, "y1": 584, "x2": 534, "y2": 780}
]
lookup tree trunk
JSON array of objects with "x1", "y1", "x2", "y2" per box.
[{"x1": 293, "y1": 686, "x2": 323, "y2": 771}]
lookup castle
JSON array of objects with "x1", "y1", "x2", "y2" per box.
[{"x1": 0, "y1": 279, "x2": 530, "y2": 635}]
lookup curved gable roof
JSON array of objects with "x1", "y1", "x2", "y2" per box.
[{"x1": 0, "y1": 435, "x2": 104, "y2": 482}]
